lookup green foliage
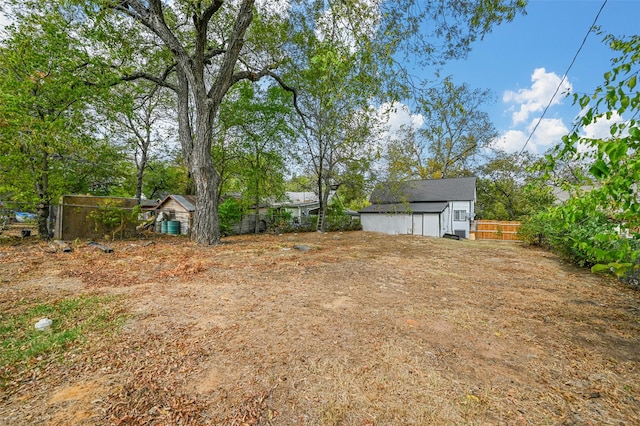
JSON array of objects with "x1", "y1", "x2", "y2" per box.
[
  {"x1": 215, "y1": 83, "x2": 290, "y2": 208},
  {"x1": 519, "y1": 196, "x2": 638, "y2": 268},
  {"x1": 476, "y1": 151, "x2": 555, "y2": 220},
  {"x1": 3, "y1": 0, "x2": 526, "y2": 244},
  {"x1": 540, "y1": 34, "x2": 640, "y2": 280},
  {"x1": 268, "y1": 208, "x2": 293, "y2": 229},
  {"x1": 218, "y1": 198, "x2": 244, "y2": 236},
  {"x1": 289, "y1": 35, "x2": 383, "y2": 230},
  {"x1": 88, "y1": 200, "x2": 141, "y2": 240},
  {"x1": 0, "y1": 295, "x2": 124, "y2": 389},
  {"x1": 419, "y1": 79, "x2": 498, "y2": 179},
  {"x1": 0, "y1": 8, "x2": 126, "y2": 235},
  {"x1": 325, "y1": 205, "x2": 362, "y2": 232},
  {"x1": 384, "y1": 79, "x2": 497, "y2": 181},
  {"x1": 142, "y1": 159, "x2": 189, "y2": 200}
]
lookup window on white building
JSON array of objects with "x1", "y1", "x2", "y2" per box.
[{"x1": 454, "y1": 210, "x2": 467, "y2": 221}]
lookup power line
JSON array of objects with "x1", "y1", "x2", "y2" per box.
[{"x1": 517, "y1": 0, "x2": 608, "y2": 155}]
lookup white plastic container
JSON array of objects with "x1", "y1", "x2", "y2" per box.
[{"x1": 35, "y1": 318, "x2": 53, "y2": 330}]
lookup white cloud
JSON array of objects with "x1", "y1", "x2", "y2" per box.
[
  {"x1": 503, "y1": 68, "x2": 572, "y2": 125},
  {"x1": 491, "y1": 130, "x2": 528, "y2": 153},
  {"x1": 581, "y1": 110, "x2": 624, "y2": 139},
  {"x1": 492, "y1": 117, "x2": 569, "y2": 154},
  {"x1": 531, "y1": 118, "x2": 569, "y2": 149},
  {"x1": 378, "y1": 102, "x2": 424, "y2": 136}
]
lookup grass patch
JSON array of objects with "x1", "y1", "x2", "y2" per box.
[{"x1": 0, "y1": 295, "x2": 125, "y2": 389}]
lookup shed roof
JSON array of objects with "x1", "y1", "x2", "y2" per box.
[
  {"x1": 156, "y1": 194, "x2": 197, "y2": 212},
  {"x1": 370, "y1": 177, "x2": 476, "y2": 204},
  {"x1": 359, "y1": 201, "x2": 448, "y2": 214}
]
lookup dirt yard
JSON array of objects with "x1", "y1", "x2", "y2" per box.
[{"x1": 1, "y1": 231, "x2": 639, "y2": 425}]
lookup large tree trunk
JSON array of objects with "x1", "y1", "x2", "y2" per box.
[
  {"x1": 117, "y1": 0, "x2": 255, "y2": 245},
  {"x1": 188, "y1": 102, "x2": 221, "y2": 244},
  {"x1": 191, "y1": 143, "x2": 221, "y2": 245},
  {"x1": 35, "y1": 153, "x2": 50, "y2": 239}
]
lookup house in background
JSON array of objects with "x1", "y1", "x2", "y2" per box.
[
  {"x1": 359, "y1": 177, "x2": 476, "y2": 238},
  {"x1": 271, "y1": 192, "x2": 321, "y2": 223}
]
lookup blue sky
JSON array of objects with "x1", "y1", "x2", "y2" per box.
[{"x1": 389, "y1": 0, "x2": 639, "y2": 155}]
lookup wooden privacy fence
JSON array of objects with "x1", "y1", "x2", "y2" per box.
[{"x1": 472, "y1": 220, "x2": 521, "y2": 241}]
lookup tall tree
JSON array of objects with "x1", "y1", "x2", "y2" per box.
[
  {"x1": 383, "y1": 79, "x2": 497, "y2": 181},
  {"x1": 418, "y1": 79, "x2": 498, "y2": 179},
  {"x1": 384, "y1": 124, "x2": 429, "y2": 181},
  {"x1": 291, "y1": 36, "x2": 381, "y2": 231},
  {"x1": 143, "y1": 156, "x2": 190, "y2": 200},
  {"x1": 8, "y1": 0, "x2": 525, "y2": 244},
  {"x1": 103, "y1": 82, "x2": 176, "y2": 202},
  {"x1": 0, "y1": 10, "x2": 118, "y2": 237},
  {"x1": 476, "y1": 151, "x2": 554, "y2": 220},
  {"x1": 217, "y1": 82, "x2": 291, "y2": 232}
]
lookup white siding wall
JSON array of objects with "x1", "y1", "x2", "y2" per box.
[
  {"x1": 423, "y1": 214, "x2": 440, "y2": 237},
  {"x1": 362, "y1": 213, "x2": 445, "y2": 237},
  {"x1": 440, "y1": 205, "x2": 451, "y2": 235},
  {"x1": 450, "y1": 201, "x2": 472, "y2": 238},
  {"x1": 361, "y1": 214, "x2": 413, "y2": 235},
  {"x1": 362, "y1": 199, "x2": 474, "y2": 238},
  {"x1": 412, "y1": 215, "x2": 423, "y2": 235}
]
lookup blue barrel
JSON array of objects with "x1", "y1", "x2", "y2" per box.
[
  {"x1": 160, "y1": 220, "x2": 168, "y2": 234},
  {"x1": 167, "y1": 220, "x2": 180, "y2": 235}
]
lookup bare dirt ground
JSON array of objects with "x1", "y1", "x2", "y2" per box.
[{"x1": 0, "y1": 231, "x2": 639, "y2": 425}]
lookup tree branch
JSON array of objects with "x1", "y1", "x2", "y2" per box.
[
  {"x1": 265, "y1": 71, "x2": 312, "y2": 132},
  {"x1": 208, "y1": 0, "x2": 255, "y2": 106},
  {"x1": 201, "y1": 1, "x2": 225, "y2": 26},
  {"x1": 122, "y1": 64, "x2": 178, "y2": 92}
]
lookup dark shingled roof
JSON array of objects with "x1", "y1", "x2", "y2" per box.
[
  {"x1": 369, "y1": 177, "x2": 476, "y2": 204},
  {"x1": 359, "y1": 201, "x2": 449, "y2": 214}
]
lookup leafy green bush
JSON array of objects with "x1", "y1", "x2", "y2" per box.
[
  {"x1": 520, "y1": 195, "x2": 640, "y2": 272},
  {"x1": 325, "y1": 214, "x2": 362, "y2": 232},
  {"x1": 218, "y1": 198, "x2": 243, "y2": 236}
]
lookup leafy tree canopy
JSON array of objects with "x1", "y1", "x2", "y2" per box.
[{"x1": 0, "y1": 8, "x2": 125, "y2": 236}]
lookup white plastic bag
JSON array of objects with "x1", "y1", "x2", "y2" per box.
[{"x1": 35, "y1": 318, "x2": 53, "y2": 330}]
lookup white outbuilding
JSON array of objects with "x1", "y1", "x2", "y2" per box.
[{"x1": 359, "y1": 177, "x2": 476, "y2": 238}]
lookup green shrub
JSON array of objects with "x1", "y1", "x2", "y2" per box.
[
  {"x1": 218, "y1": 198, "x2": 243, "y2": 236},
  {"x1": 520, "y1": 197, "x2": 639, "y2": 272}
]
